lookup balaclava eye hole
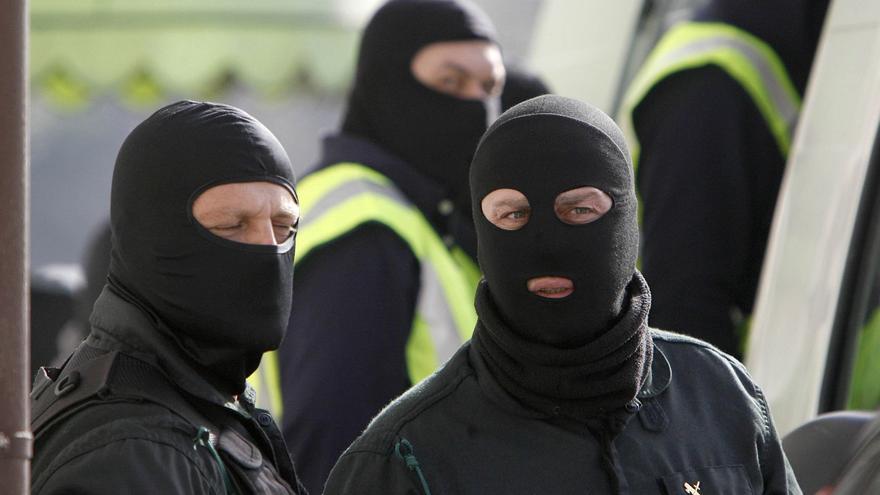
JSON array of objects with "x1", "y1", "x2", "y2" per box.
[
  {"x1": 187, "y1": 179, "x2": 299, "y2": 250},
  {"x1": 480, "y1": 188, "x2": 530, "y2": 231},
  {"x1": 553, "y1": 186, "x2": 614, "y2": 226}
]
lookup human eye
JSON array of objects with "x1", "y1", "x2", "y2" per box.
[
  {"x1": 481, "y1": 188, "x2": 530, "y2": 231},
  {"x1": 502, "y1": 209, "x2": 528, "y2": 219},
  {"x1": 212, "y1": 223, "x2": 243, "y2": 235},
  {"x1": 554, "y1": 187, "x2": 612, "y2": 225},
  {"x1": 438, "y1": 74, "x2": 463, "y2": 92},
  {"x1": 273, "y1": 223, "x2": 296, "y2": 243}
]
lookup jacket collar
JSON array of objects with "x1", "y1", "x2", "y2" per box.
[{"x1": 638, "y1": 340, "x2": 671, "y2": 399}]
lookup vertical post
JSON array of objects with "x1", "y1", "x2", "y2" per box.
[{"x1": 0, "y1": 0, "x2": 31, "y2": 492}]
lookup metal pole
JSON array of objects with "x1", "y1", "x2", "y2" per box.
[{"x1": 0, "y1": 0, "x2": 31, "y2": 492}]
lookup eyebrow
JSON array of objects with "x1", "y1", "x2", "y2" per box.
[
  {"x1": 442, "y1": 61, "x2": 499, "y2": 85},
  {"x1": 556, "y1": 191, "x2": 602, "y2": 206},
  {"x1": 492, "y1": 198, "x2": 530, "y2": 209},
  {"x1": 273, "y1": 210, "x2": 298, "y2": 222}
]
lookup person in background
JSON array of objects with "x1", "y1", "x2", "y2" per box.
[
  {"x1": 324, "y1": 94, "x2": 799, "y2": 495},
  {"x1": 48, "y1": 223, "x2": 112, "y2": 369},
  {"x1": 260, "y1": 1, "x2": 549, "y2": 493},
  {"x1": 31, "y1": 101, "x2": 306, "y2": 494},
  {"x1": 619, "y1": 0, "x2": 831, "y2": 358}
]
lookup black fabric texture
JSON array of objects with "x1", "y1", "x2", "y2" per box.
[
  {"x1": 470, "y1": 95, "x2": 639, "y2": 345},
  {"x1": 472, "y1": 273, "x2": 653, "y2": 421},
  {"x1": 341, "y1": 0, "x2": 497, "y2": 214},
  {"x1": 107, "y1": 100, "x2": 296, "y2": 396}
]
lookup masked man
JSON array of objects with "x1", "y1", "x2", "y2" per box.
[
  {"x1": 324, "y1": 95, "x2": 800, "y2": 494},
  {"x1": 31, "y1": 101, "x2": 306, "y2": 494},
  {"x1": 263, "y1": 1, "x2": 507, "y2": 492}
]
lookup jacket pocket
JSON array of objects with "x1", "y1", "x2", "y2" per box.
[
  {"x1": 659, "y1": 465, "x2": 753, "y2": 495},
  {"x1": 217, "y1": 427, "x2": 296, "y2": 494}
]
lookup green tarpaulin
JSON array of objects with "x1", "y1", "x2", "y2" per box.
[{"x1": 30, "y1": 0, "x2": 372, "y2": 108}]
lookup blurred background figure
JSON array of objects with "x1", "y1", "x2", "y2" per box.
[
  {"x1": 30, "y1": 223, "x2": 110, "y2": 380},
  {"x1": 619, "y1": 0, "x2": 831, "y2": 358},
  {"x1": 29, "y1": 266, "x2": 81, "y2": 378}
]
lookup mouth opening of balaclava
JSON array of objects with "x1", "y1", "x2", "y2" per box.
[
  {"x1": 469, "y1": 95, "x2": 653, "y2": 420},
  {"x1": 107, "y1": 100, "x2": 296, "y2": 396},
  {"x1": 341, "y1": 0, "x2": 499, "y2": 213}
]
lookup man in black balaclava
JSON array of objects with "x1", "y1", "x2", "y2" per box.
[
  {"x1": 619, "y1": 0, "x2": 831, "y2": 358},
  {"x1": 323, "y1": 95, "x2": 799, "y2": 494},
  {"x1": 31, "y1": 101, "x2": 307, "y2": 494},
  {"x1": 267, "y1": 1, "x2": 519, "y2": 492}
]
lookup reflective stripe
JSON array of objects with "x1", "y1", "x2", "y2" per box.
[
  {"x1": 417, "y1": 261, "x2": 465, "y2": 361},
  {"x1": 297, "y1": 163, "x2": 477, "y2": 375},
  {"x1": 299, "y1": 174, "x2": 407, "y2": 231},
  {"x1": 620, "y1": 22, "x2": 801, "y2": 165},
  {"x1": 249, "y1": 162, "x2": 480, "y2": 419},
  {"x1": 246, "y1": 350, "x2": 283, "y2": 416}
]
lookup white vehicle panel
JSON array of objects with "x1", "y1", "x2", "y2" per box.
[{"x1": 746, "y1": 0, "x2": 880, "y2": 436}]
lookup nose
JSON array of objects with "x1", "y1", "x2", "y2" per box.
[{"x1": 243, "y1": 219, "x2": 278, "y2": 246}]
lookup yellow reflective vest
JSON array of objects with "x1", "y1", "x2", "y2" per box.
[
  {"x1": 249, "y1": 162, "x2": 480, "y2": 418},
  {"x1": 619, "y1": 21, "x2": 802, "y2": 169}
]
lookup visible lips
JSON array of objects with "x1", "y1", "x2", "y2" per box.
[{"x1": 527, "y1": 276, "x2": 574, "y2": 299}]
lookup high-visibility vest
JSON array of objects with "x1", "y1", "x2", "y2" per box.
[
  {"x1": 849, "y1": 308, "x2": 880, "y2": 410},
  {"x1": 619, "y1": 21, "x2": 802, "y2": 168},
  {"x1": 248, "y1": 162, "x2": 481, "y2": 418}
]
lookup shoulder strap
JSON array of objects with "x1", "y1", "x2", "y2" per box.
[{"x1": 32, "y1": 350, "x2": 215, "y2": 440}]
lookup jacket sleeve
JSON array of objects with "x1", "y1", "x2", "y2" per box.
[
  {"x1": 279, "y1": 224, "x2": 420, "y2": 494},
  {"x1": 324, "y1": 449, "x2": 423, "y2": 495},
  {"x1": 755, "y1": 390, "x2": 803, "y2": 494},
  {"x1": 35, "y1": 437, "x2": 220, "y2": 495},
  {"x1": 633, "y1": 66, "x2": 785, "y2": 358}
]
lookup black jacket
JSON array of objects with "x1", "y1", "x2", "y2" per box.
[
  {"x1": 278, "y1": 134, "x2": 477, "y2": 494},
  {"x1": 324, "y1": 332, "x2": 800, "y2": 494},
  {"x1": 31, "y1": 288, "x2": 306, "y2": 494}
]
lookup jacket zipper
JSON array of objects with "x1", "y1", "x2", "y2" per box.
[{"x1": 395, "y1": 438, "x2": 433, "y2": 495}]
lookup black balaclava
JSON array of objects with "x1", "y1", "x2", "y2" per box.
[
  {"x1": 107, "y1": 100, "x2": 296, "y2": 396},
  {"x1": 470, "y1": 95, "x2": 652, "y2": 419},
  {"x1": 500, "y1": 66, "x2": 551, "y2": 113},
  {"x1": 342, "y1": 0, "x2": 498, "y2": 214},
  {"x1": 699, "y1": 0, "x2": 831, "y2": 94},
  {"x1": 472, "y1": 95, "x2": 639, "y2": 344}
]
